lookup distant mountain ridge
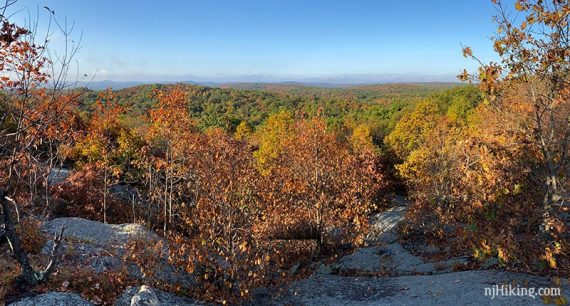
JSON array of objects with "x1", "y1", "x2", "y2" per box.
[{"x1": 76, "y1": 79, "x2": 462, "y2": 91}]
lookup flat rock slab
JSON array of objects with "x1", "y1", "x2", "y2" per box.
[
  {"x1": 334, "y1": 243, "x2": 468, "y2": 276},
  {"x1": 114, "y1": 285, "x2": 203, "y2": 306},
  {"x1": 334, "y1": 247, "x2": 385, "y2": 272},
  {"x1": 377, "y1": 243, "x2": 468, "y2": 276},
  {"x1": 268, "y1": 270, "x2": 569, "y2": 306},
  {"x1": 43, "y1": 217, "x2": 159, "y2": 246},
  {"x1": 42, "y1": 218, "x2": 196, "y2": 291},
  {"x1": 366, "y1": 206, "x2": 407, "y2": 244},
  {"x1": 40, "y1": 218, "x2": 153, "y2": 273},
  {"x1": 9, "y1": 292, "x2": 93, "y2": 306}
]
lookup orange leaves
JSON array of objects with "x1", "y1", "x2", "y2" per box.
[
  {"x1": 457, "y1": 69, "x2": 471, "y2": 83},
  {"x1": 462, "y1": 46, "x2": 473, "y2": 58},
  {"x1": 0, "y1": 21, "x2": 30, "y2": 45},
  {"x1": 476, "y1": 62, "x2": 503, "y2": 101},
  {"x1": 0, "y1": 20, "x2": 49, "y2": 93},
  {"x1": 387, "y1": 80, "x2": 560, "y2": 268},
  {"x1": 257, "y1": 116, "x2": 383, "y2": 249},
  {"x1": 493, "y1": 39, "x2": 506, "y2": 56},
  {"x1": 148, "y1": 87, "x2": 194, "y2": 138},
  {"x1": 15, "y1": 218, "x2": 47, "y2": 255},
  {"x1": 90, "y1": 90, "x2": 125, "y2": 135},
  {"x1": 140, "y1": 115, "x2": 268, "y2": 301},
  {"x1": 514, "y1": 1, "x2": 526, "y2": 12},
  {"x1": 133, "y1": 101, "x2": 386, "y2": 302},
  {"x1": 543, "y1": 247, "x2": 558, "y2": 269}
]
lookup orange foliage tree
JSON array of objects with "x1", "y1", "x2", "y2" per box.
[
  {"x1": 169, "y1": 129, "x2": 272, "y2": 303},
  {"x1": 131, "y1": 89, "x2": 274, "y2": 302},
  {"x1": 72, "y1": 90, "x2": 125, "y2": 223},
  {"x1": 395, "y1": 0, "x2": 569, "y2": 271},
  {"x1": 0, "y1": 3, "x2": 82, "y2": 285},
  {"x1": 257, "y1": 115, "x2": 384, "y2": 253},
  {"x1": 141, "y1": 88, "x2": 198, "y2": 232},
  {"x1": 460, "y1": 0, "x2": 570, "y2": 228}
]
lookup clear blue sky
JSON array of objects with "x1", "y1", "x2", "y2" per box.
[{"x1": 14, "y1": 0, "x2": 504, "y2": 83}]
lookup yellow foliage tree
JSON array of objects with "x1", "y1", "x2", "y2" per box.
[
  {"x1": 253, "y1": 110, "x2": 294, "y2": 173},
  {"x1": 234, "y1": 121, "x2": 252, "y2": 141}
]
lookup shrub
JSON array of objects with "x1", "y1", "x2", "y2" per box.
[{"x1": 15, "y1": 218, "x2": 47, "y2": 255}]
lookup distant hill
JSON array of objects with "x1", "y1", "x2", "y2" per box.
[
  {"x1": 215, "y1": 82, "x2": 462, "y2": 102},
  {"x1": 72, "y1": 80, "x2": 145, "y2": 90},
  {"x1": 76, "y1": 80, "x2": 462, "y2": 91},
  {"x1": 218, "y1": 81, "x2": 460, "y2": 90},
  {"x1": 76, "y1": 81, "x2": 468, "y2": 137}
]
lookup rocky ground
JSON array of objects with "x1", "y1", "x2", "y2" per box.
[
  {"x1": 7, "y1": 196, "x2": 570, "y2": 305},
  {"x1": 256, "y1": 199, "x2": 569, "y2": 305}
]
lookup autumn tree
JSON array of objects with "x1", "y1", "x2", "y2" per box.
[
  {"x1": 142, "y1": 87, "x2": 198, "y2": 233},
  {"x1": 131, "y1": 92, "x2": 275, "y2": 301},
  {"x1": 460, "y1": 0, "x2": 570, "y2": 234},
  {"x1": 253, "y1": 109, "x2": 294, "y2": 173},
  {"x1": 73, "y1": 90, "x2": 126, "y2": 223},
  {"x1": 258, "y1": 115, "x2": 384, "y2": 253},
  {"x1": 398, "y1": 91, "x2": 548, "y2": 266},
  {"x1": 385, "y1": 86, "x2": 481, "y2": 161},
  {"x1": 169, "y1": 130, "x2": 272, "y2": 302},
  {"x1": 234, "y1": 120, "x2": 253, "y2": 141},
  {"x1": 349, "y1": 124, "x2": 378, "y2": 155},
  {"x1": 396, "y1": 0, "x2": 569, "y2": 271},
  {"x1": 0, "y1": 1, "x2": 82, "y2": 285}
]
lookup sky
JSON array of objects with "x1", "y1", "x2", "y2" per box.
[{"x1": 12, "y1": 0, "x2": 504, "y2": 84}]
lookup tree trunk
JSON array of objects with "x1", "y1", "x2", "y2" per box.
[
  {"x1": 103, "y1": 168, "x2": 108, "y2": 224},
  {"x1": 542, "y1": 166, "x2": 560, "y2": 233},
  {"x1": 132, "y1": 194, "x2": 136, "y2": 223},
  {"x1": 0, "y1": 189, "x2": 66, "y2": 285}
]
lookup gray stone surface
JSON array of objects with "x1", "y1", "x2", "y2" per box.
[
  {"x1": 114, "y1": 285, "x2": 203, "y2": 306},
  {"x1": 316, "y1": 263, "x2": 334, "y2": 275},
  {"x1": 48, "y1": 168, "x2": 70, "y2": 185},
  {"x1": 42, "y1": 217, "x2": 159, "y2": 246},
  {"x1": 482, "y1": 257, "x2": 500, "y2": 269},
  {"x1": 152, "y1": 261, "x2": 197, "y2": 289},
  {"x1": 91, "y1": 255, "x2": 123, "y2": 273},
  {"x1": 129, "y1": 285, "x2": 160, "y2": 306},
  {"x1": 334, "y1": 199, "x2": 469, "y2": 277},
  {"x1": 41, "y1": 218, "x2": 195, "y2": 289},
  {"x1": 333, "y1": 243, "x2": 468, "y2": 276},
  {"x1": 366, "y1": 206, "x2": 407, "y2": 244},
  {"x1": 265, "y1": 270, "x2": 569, "y2": 306},
  {"x1": 28, "y1": 199, "x2": 568, "y2": 306},
  {"x1": 259, "y1": 196, "x2": 570, "y2": 305},
  {"x1": 9, "y1": 292, "x2": 93, "y2": 306},
  {"x1": 334, "y1": 247, "x2": 384, "y2": 272}
]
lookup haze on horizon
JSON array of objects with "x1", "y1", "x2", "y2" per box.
[{"x1": 15, "y1": 0, "x2": 505, "y2": 84}]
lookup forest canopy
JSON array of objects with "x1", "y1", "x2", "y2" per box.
[{"x1": 0, "y1": 0, "x2": 569, "y2": 304}]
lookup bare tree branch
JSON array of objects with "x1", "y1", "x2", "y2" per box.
[{"x1": 1, "y1": 189, "x2": 66, "y2": 285}]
